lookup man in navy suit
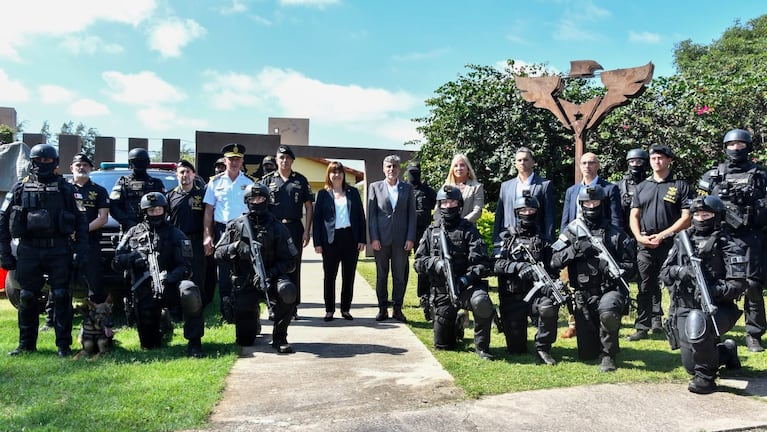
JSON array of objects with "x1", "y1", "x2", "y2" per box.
[
  {"x1": 368, "y1": 155, "x2": 417, "y2": 322},
  {"x1": 493, "y1": 147, "x2": 556, "y2": 243},
  {"x1": 560, "y1": 152, "x2": 623, "y2": 232}
]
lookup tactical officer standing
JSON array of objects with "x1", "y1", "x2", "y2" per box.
[
  {"x1": 660, "y1": 195, "x2": 746, "y2": 394},
  {"x1": 697, "y1": 129, "x2": 767, "y2": 353},
  {"x1": 493, "y1": 193, "x2": 560, "y2": 365},
  {"x1": 405, "y1": 162, "x2": 437, "y2": 320},
  {"x1": 109, "y1": 148, "x2": 165, "y2": 232},
  {"x1": 214, "y1": 184, "x2": 299, "y2": 353},
  {"x1": 551, "y1": 186, "x2": 635, "y2": 372},
  {"x1": 260, "y1": 155, "x2": 277, "y2": 178},
  {"x1": 627, "y1": 145, "x2": 691, "y2": 342},
  {"x1": 617, "y1": 149, "x2": 650, "y2": 233},
  {"x1": 167, "y1": 160, "x2": 210, "y2": 308},
  {"x1": 260, "y1": 144, "x2": 313, "y2": 319},
  {"x1": 414, "y1": 186, "x2": 495, "y2": 360},
  {"x1": 113, "y1": 192, "x2": 204, "y2": 357},
  {"x1": 1, "y1": 144, "x2": 89, "y2": 357}
]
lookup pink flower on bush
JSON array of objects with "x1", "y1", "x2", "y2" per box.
[
  {"x1": 695, "y1": 105, "x2": 711, "y2": 115},
  {"x1": 621, "y1": 124, "x2": 630, "y2": 131}
]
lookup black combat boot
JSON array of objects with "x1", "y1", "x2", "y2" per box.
[
  {"x1": 626, "y1": 329, "x2": 648, "y2": 342},
  {"x1": 688, "y1": 376, "x2": 717, "y2": 394},
  {"x1": 745, "y1": 335, "x2": 765, "y2": 353},
  {"x1": 599, "y1": 355, "x2": 617, "y2": 372},
  {"x1": 537, "y1": 350, "x2": 557, "y2": 365}
]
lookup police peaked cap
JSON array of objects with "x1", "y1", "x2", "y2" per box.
[{"x1": 222, "y1": 143, "x2": 246, "y2": 158}]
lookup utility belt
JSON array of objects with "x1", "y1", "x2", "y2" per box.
[{"x1": 20, "y1": 236, "x2": 70, "y2": 248}]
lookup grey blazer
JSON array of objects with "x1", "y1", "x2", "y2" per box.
[
  {"x1": 433, "y1": 181, "x2": 485, "y2": 224},
  {"x1": 367, "y1": 180, "x2": 417, "y2": 247}
]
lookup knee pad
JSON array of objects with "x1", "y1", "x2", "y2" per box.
[
  {"x1": 684, "y1": 309, "x2": 708, "y2": 344},
  {"x1": 52, "y1": 287, "x2": 70, "y2": 306},
  {"x1": 599, "y1": 311, "x2": 621, "y2": 332},
  {"x1": 19, "y1": 289, "x2": 36, "y2": 309},
  {"x1": 276, "y1": 278, "x2": 297, "y2": 304},
  {"x1": 470, "y1": 290, "x2": 494, "y2": 320},
  {"x1": 434, "y1": 308, "x2": 457, "y2": 349},
  {"x1": 179, "y1": 281, "x2": 203, "y2": 319}
]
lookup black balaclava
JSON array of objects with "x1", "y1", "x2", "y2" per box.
[
  {"x1": 406, "y1": 168, "x2": 421, "y2": 186},
  {"x1": 146, "y1": 210, "x2": 166, "y2": 228},
  {"x1": 725, "y1": 147, "x2": 750, "y2": 164},
  {"x1": 439, "y1": 204, "x2": 462, "y2": 226},
  {"x1": 517, "y1": 210, "x2": 538, "y2": 233},
  {"x1": 32, "y1": 159, "x2": 57, "y2": 181},
  {"x1": 692, "y1": 215, "x2": 717, "y2": 236},
  {"x1": 581, "y1": 202, "x2": 603, "y2": 228}
]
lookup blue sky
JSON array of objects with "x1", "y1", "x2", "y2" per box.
[{"x1": 1, "y1": 0, "x2": 765, "y2": 161}]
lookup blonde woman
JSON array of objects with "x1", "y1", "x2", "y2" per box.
[{"x1": 437, "y1": 153, "x2": 485, "y2": 224}]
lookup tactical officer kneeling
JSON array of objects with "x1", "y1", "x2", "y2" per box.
[
  {"x1": 414, "y1": 185, "x2": 495, "y2": 360},
  {"x1": 214, "y1": 183, "x2": 299, "y2": 354},
  {"x1": 1, "y1": 144, "x2": 89, "y2": 357},
  {"x1": 113, "y1": 192, "x2": 205, "y2": 358},
  {"x1": 661, "y1": 195, "x2": 747, "y2": 394}
]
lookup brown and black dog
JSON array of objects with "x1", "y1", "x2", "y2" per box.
[{"x1": 73, "y1": 300, "x2": 114, "y2": 360}]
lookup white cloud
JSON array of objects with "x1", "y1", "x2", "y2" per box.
[
  {"x1": 251, "y1": 15, "x2": 273, "y2": 26},
  {"x1": 136, "y1": 106, "x2": 207, "y2": 132},
  {"x1": 202, "y1": 72, "x2": 263, "y2": 110},
  {"x1": 368, "y1": 117, "x2": 422, "y2": 144},
  {"x1": 38, "y1": 85, "x2": 76, "y2": 104},
  {"x1": 0, "y1": 70, "x2": 30, "y2": 102},
  {"x1": 103, "y1": 71, "x2": 186, "y2": 106},
  {"x1": 628, "y1": 31, "x2": 661, "y2": 44},
  {"x1": 219, "y1": 0, "x2": 248, "y2": 15},
  {"x1": 0, "y1": 0, "x2": 156, "y2": 60},
  {"x1": 279, "y1": 0, "x2": 339, "y2": 7},
  {"x1": 553, "y1": 1, "x2": 610, "y2": 41},
  {"x1": 68, "y1": 99, "x2": 110, "y2": 117},
  {"x1": 61, "y1": 35, "x2": 124, "y2": 55},
  {"x1": 148, "y1": 17, "x2": 207, "y2": 58}
]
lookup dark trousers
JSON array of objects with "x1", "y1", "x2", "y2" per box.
[
  {"x1": 320, "y1": 227, "x2": 358, "y2": 313},
  {"x1": 415, "y1": 228, "x2": 430, "y2": 299},
  {"x1": 735, "y1": 230, "x2": 767, "y2": 338},
  {"x1": 87, "y1": 237, "x2": 105, "y2": 302},
  {"x1": 283, "y1": 221, "x2": 305, "y2": 305},
  {"x1": 215, "y1": 223, "x2": 234, "y2": 311},
  {"x1": 16, "y1": 243, "x2": 72, "y2": 349},
  {"x1": 499, "y1": 291, "x2": 559, "y2": 354},
  {"x1": 187, "y1": 235, "x2": 207, "y2": 305},
  {"x1": 374, "y1": 243, "x2": 409, "y2": 308},
  {"x1": 574, "y1": 289, "x2": 625, "y2": 360},
  {"x1": 635, "y1": 242, "x2": 672, "y2": 330},
  {"x1": 676, "y1": 302, "x2": 741, "y2": 380}
]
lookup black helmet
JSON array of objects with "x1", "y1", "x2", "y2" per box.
[
  {"x1": 140, "y1": 192, "x2": 168, "y2": 211},
  {"x1": 244, "y1": 183, "x2": 271, "y2": 216},
  {"x1": 577, "y1": 185, "x2": 606, "y2": 202},
  {"x1": 513, "y1": 193, "x2": 539, "y2": 211},
  {"x1": 128, "y1": 148, "x2": 150, "y2": 171},
  {"x1": 626, "y1": 148, "x2": 649, "y2": 162},
  {"x1": 30, "y1": 144, "x2": 59, "y2": 178},
  {"x1": 723, "y1": 129, "x2": 753, "y2": 163},
  {"x1": 690, "y1": 195, "x2": 725, "y2": 233},
  {"x1": 30, "y1": 143, "x2": 58, "y2": 160},
  {"x1": 436, "y1": 184, "x2": 463, "y2": 205},
  {"x1": 514, "y1": 191, "x2": 539, "y2": 232}
]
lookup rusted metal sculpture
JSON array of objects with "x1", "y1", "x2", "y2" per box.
[{"x1": 514, "y1": 60, "x2": 654, "y2": 182}]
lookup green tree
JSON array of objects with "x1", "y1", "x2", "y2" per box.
[
  {"x1": 0, "y1": 124, "x2": 14, "y2": 144},
  {"x1": 39, "y1": 121, "x2": 100, "y2": 160}
]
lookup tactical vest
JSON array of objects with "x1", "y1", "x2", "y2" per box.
[
  {"x1": 674, "y1": 232, "x2": 725, "y2": 299},
  {"x1": 701, "y1": 163, "x2": 765, "y2": 229},
  {"x1": 10, "y1": 177, "x2": 75, "y2": 239}
]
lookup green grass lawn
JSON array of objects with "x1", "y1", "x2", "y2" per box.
[
  {"x1": 0, "y1": 296, "x2": 238, "y2": 432},
  {"x1": 356, "y1": 257, "x2": 767, "y2": 398}
]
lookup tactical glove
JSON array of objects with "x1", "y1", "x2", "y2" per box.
[
  {"x1": 574, "y1": 239, "x2": 598, "y2": 257},
  {"x1": 518, "y1": 265, "x2": 538, "y2": 282},
  {"x1": 671, "y1": 265, "x2": 693, "y2": 283}
]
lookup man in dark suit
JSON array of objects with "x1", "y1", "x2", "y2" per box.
[
  {"x1": 368, "y1": 155, "x2": 417, "y2": 322},
  {"x1": 493, "y1": 147, "x2": 556, "y2": 243},
  {"x1": 560, "y1": 152, "x2": 623, "y2": 232}
]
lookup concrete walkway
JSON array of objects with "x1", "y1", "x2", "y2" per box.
[{"x1": 194, "y1": 249, "x2": 767, "y2": 432}]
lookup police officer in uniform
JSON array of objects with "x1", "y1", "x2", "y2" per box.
[
  {"x1": 1, "y1": 144, "x2": 89, "y2": 357},
  {"x1": 260, "y1": 144, "x2": 314, "y2": 319},
  {"x1": 203, "y1": 143, "x2": 255, "y2": 321},
  {"x1": 214, "y1": 183, "x2": 299, "y2": 353},
  {"x1": 167, "y1": 160, "x2": 209, "y2": 308},
  {"x1": 627, "y1": 144, "x2": 691, "y2": 341},
  {"x1": 405, "y1": 161, "x2": 437, "y2": 320},
  {"x1": 660, "y1": 195, "x2": 746, "y2": 394},
  {"x1": 414, "y1": 185, "x2": 495, "y2": 360},
  {"x1": 551, "y1": 185, "x2": 635, "y2": 372},
  {"x1": 113, "y1": 192, "x2": 204, "y2": 357},
  {"x1": 110, "y1": 148, "x2": 166, "y2": 232},
  {"x1": 493, "y1": 193, "x2": 559, "y2": 365},
  {"x1": 697, "y1": 129, "x2": 767, "y2": 352}
]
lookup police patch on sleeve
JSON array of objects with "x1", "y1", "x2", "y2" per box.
[
  {"x1": 109, "y1": 184, "x2": 122, "y2": 201},
  {"x1": 182, "y1": 239, "x2": 193, "y2": 258}
]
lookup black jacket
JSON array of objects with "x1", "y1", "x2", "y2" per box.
[{"x1": 312, "y1": 187, "x2": 366, "y2": 248}]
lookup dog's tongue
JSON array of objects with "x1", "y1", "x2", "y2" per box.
[{"x1": 105, "y1": 327, "x2": 114, "y2": 338}]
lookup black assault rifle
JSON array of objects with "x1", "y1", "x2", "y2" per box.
[
  {"x1": 438, "y1": 225, "x2": 461, "y2": 307},
  {"x1": 516, "y1": 243, "x2": 571, "y2": 306},
  {"x1": 676, "y1": 229, "x2": 720, "y2": 336},
  {"x1": 241, "y1": 218, "x2": 273, "y2": 314},
  {"x1": 571, "y1": 218, "x2": 632, "y2": 300},
  {"x1": 129, "y1": 230, "x2": 164, "y2": 300}
]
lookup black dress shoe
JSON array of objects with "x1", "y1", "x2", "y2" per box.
[
  {"x1": 57, "y1": 347, "x2": 73, "y2": 358},
  {"x1": 324, "y1": 313, "x2": 334, "y2": 322},
  {"x1": 8, "y1": 346, "x2": 35, "y2": 356},
  {"x1": 392, "y1": 309, "x2": 408, "y2": 323},
  {"x1": 341, "y1": 311, "x2": 353, "y2": 321},
  {"x1": 273, "y1": 341, "x2": 294, "y2": 354},
  {"x1": 375, "y1": 309, "x2": 389, "y2": 321}
]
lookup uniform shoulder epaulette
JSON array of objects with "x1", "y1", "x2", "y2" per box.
[
  {"x1": 244, "y1": 173, "x2": 256, "y2": 182},
  {"x1": 210, "y1": 172, "x2": 225, "y2": 181}
]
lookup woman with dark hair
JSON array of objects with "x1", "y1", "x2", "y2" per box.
[{"x1": 312, "y1": 161, "x2": 367, "y2": 321}]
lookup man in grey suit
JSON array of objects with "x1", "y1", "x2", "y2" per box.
[
  {"x1": 368, "y1": 155, "x2": 417, "y2": 322},
  {"x1": 493, "y1": 147, "x2": 556, "y2": 243}
]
